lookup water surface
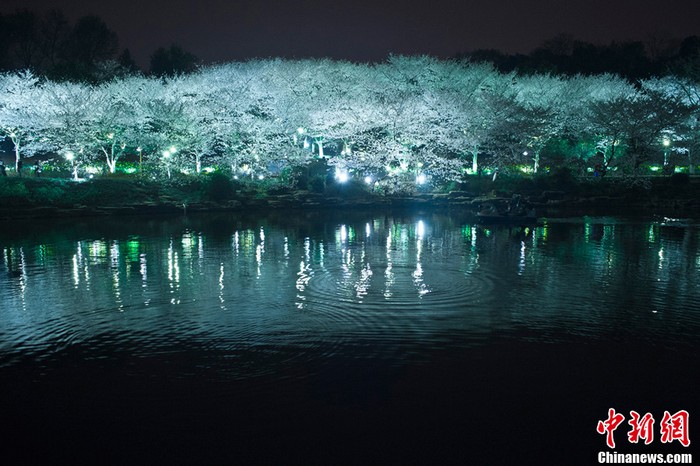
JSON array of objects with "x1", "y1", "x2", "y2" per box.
[{"x1": 1, "y1": 212, "x2": 698, "y2": 464}]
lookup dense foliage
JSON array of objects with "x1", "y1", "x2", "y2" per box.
[{"x1": 1, "y1": 57, "x2": 699, "y2": 194}]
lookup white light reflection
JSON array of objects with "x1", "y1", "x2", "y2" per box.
[
  {"x1": 296, "y1": 260, "x2": 313, "y2": 309},
  {"x1": 110, "y1": 242, "x2": 119, "y2": 268},
  {"x1": 72, "y1": 254, "x2": 80, "y2": 287},
  {"x1": 518, "y1": 241, "x2": 526, "y2": 275},
  {"x1": 140, "y1": 254, "x2": 149, "y2": 305},
  {"x1": 384, "y1": 233, "x2": 394, "y2": 298},
  {"x1": 233, "y1": 231, "x2": 239, "y2": 254},
  {"x1": 198, "y1": 233, "x2": 204, "y2": 265},
  {"x1": 168, "y1": 240, "x2": 180, "y2": 304},
  {"x1": 356, "y1": 263, "x2": 373, "y2": 299},
  {"x1": 413, "y1": 227, "x2": 430, "y2": 297},
  {"x1": 140, "y1": 254, "x2": 147, "y2": 283},
  {"x1": 366, "y1": 223, "x2": 371, "y2": 237},
  {"x1": 112, "y1": 264, "x2": 123, "y2": 311},
  {"x1": 219, "y1": 263, "x2": 226, "y2": 309},
  {"x1": 417, "y1": 220, "x2": 425, "y2": 239},
  {"x1": 256, "y1": 244, "x2": 263, "y2": 277},
  {"x1": 182, "y1": 232, "x2": 193, "y2": 252},
  {"x1": 19, "y1": 248, "x2": 27, "y2": 311}
]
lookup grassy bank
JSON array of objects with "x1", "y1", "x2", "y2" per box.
[{"x1": 1, "y1": 171, "x2": 699, "y2": 219}]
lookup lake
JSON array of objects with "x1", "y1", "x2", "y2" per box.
[{"x1": 1, "y1": 210, "x2": 698, "y2": 464}]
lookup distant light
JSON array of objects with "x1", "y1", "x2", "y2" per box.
[
  {"x1": 416, "y1": 173, "x2": 427, "y2": 185},
  {"x1": 203, "y1": 167, "x2": 216, "y2": 173},
  {"x1": 417, "y1": 220, "x2": 425, "y2": 238},
  {"x1": 523, "y1": 151, "x2": 529, "y2": 156},
  {"x1": 107, "y1": 133, "x2": 114, "y2": 139},
  {"x1": 65, "y1": 151, "x2": 74, "y2": 161},
  {"x1": 162, "y1": 150, "x2": 171, "y2": 158},
  {"x1": 364, "y1": 176, "x2": 372, "y2": 184},
  {"x1": 663, "y1": 138, "x2": 670, "y2": 147},
  {"x1": 336, "y1": 170, "x2": 349, "y2": 183},
  {"x1": 9, "y1": 132, "x2": 16, "y2": 138},
  {"x1": 169, "y1": 146, "x2": 177, "y2": 153},
  {"x1": 297, "y1": 127, "x2": 305, "y2": 134},
  {"x1": 233, "y1": 175, "x2": 239, "y2": 180},
  {"x1": 136, "y1": 147, "x2": 142, "y2": 152},
  {"x1": 258, "y1": 174, "x2": 265, "y2": 180}
]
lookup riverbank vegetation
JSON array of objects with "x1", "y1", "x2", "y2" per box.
[{"x1": 2, "y1": 56, "x2": 700, "y2": 195}]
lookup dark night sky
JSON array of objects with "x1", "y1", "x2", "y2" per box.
[{"x1": 3, "y1": 0, "x2": 700, "y2": 67}]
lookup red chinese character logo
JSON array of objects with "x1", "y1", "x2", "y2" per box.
[
  {"x1": 628, "y1": 411, "x2": 655, "y2": 445},
  {"x1": 597, "y1": 408, "x2": 625, "y2": 448},
  {"x1": 660, "y1": 410, "x2": 690, "y2": 447}
]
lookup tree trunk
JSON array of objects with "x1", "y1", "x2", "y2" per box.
[
  {"x1": 13, "y1": 138, "x2": 21, "y2": 173},
  {"x1": 605, "y1": 139, "x2": 617, "y2": 168},
  {"x1": 689, "y1": 151, "x2": 695, "y2": 175},
  {"x1": 533, "y1": 151, "x2": 540, "y2": 174}
]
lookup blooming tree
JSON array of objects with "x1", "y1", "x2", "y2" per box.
[{"x1": 0, "y1": 71, "x2": 52, "y2": 172}]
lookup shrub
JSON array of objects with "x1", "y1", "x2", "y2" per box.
[{"x1": 202, "y1": 172, "x2": 235, "y2": 202}]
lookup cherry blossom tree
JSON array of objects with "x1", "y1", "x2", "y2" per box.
[{"x1": 0, "y1": 71, "x2": 52, "y2": 173}]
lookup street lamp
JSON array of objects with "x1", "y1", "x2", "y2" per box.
[
  {"x1": 663, "y1": 138, "x2": 670, "y2": 166},
  {"x1": 162, "y1": 149, "x2": 172, "y2": 179},
  {"x1": 335, "y1": 169, "x2": 349, "y2": 183},
  {"x1": 65, "y1": 151, "x2": 78, "y2": 180}
]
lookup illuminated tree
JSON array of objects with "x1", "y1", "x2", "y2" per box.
[
  {"x1": 0, "y1": 71, "x2": 55, "y2": 173},
  {"x1": 515, "y1": 74, "x2": 568, "y2": 173},
  {"x1": 641, "y1": 77, "x2": 698, "y2": 172},
  {"x1": 42, "y1": 80, "x2": 96, "y2": 177}
]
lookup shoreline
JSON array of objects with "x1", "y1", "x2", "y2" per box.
[
  {"x1": 2, "y1": 190, "x2": 699, "y2": 221},
  {"x1": 2, "y1": 174, "x2": 699, "y2": 221}
]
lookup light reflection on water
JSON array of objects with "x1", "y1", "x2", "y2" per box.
[{"x1": 1, "y1": 214, "x2": 699, "y2": 373}]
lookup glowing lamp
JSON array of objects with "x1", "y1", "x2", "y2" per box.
[{"x1": 336, "y1": 170, "x2": 349, "y2": 183}]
